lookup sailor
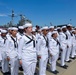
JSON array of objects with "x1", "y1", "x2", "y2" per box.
[
  {"x1": 47, "y1": 26, "x2": 54, "y2": 65},
  {"x1": 17, "y1": 26, "x2": 24, "y2": 71},
  {"x1": 48, "y1": 31, "x2": 59, "y2": 74},
  {"x1": 59, "y1": 26, "x2": 68, "y2": 69},
  {"x1": 74, "y1": 29, "x2": 76, "y2": 56},
  {"x1": 17, "y1": 26, "x2": 24, "y2": 37},
  {"x1": 18, "y1": 23, "x2": 37, "y2": 75},
  {"x1": 70, "y1": 30, "x2": 76, "y2": 59},
  {"x1": 6, "y1": 27, "x2": 12, "y2": 39},
  {"x1": 65, "y1": 24, "x2": 73, "y2": 62},
  {"x1": 47, "y1": 26, "x2": 54, "y2": 41},
  {"x1": 0, "y1": 30, "x2": 9, "y2": 75},
  {"x1": 37, "y1": 26, "x2": 48, "y2": 75},
  {"x1": 6, "y1": 27, "x2": 19, "y2": 75}
]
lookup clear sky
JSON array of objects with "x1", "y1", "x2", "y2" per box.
[{"x1": 0, "y1": 0, "x2": 76, "y2": 27}]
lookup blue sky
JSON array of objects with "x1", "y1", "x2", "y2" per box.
[{"x1": 0, "y1": 0, "x2": 76, "y2": 26}]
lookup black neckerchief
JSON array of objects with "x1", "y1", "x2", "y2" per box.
[
  {"x1": 43, "y1": 36, "x2": 48, "y2": 47},
  {"x1": 2, "y1": 36, "x2": 7, "y2": 44},
  {"x1": 70, "y1": 31, "x2": 73, "y2": 36},
  {"x1": 64, "y1": 32, "x2": 68, "y2": 40},
  {"x1": 53, "y1": 38, "x2": 60, "y2": 46},
  {"x1": 25, "y1": 35, "x2": 35, "y2": 47},
  {"x1": 11, "y1": 36, "x2": 18, "y2": 48}
]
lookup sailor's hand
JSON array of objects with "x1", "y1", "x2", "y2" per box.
[
  {"x1": 37, "y1": 55, "x2": 41, "y2": 59},
  {"x1": 7, "y1": 57, "x2": 10, "y2": 61},
  {"x1": 19, "y1": 60, "x2": 22, "y2": 65},
  {"x1": 50, "y1": 54, "x2": 52, "y2": 57}
]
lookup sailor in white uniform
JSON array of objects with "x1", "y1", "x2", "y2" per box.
[
  {"x1": 47, "y1": 26, "x2": 54, "y2": 41},
  {"x1": 17, "y1": 26, "x2": 24, "y2": 39},
  {"x1": 59, "y1": 26, "x2": 68, "y2": 69},
  {"x1": 65, "y1": 24, "x2": 73, "y2": 62},
  {"x1": 6, "y1": 27, "x2": 12, "y2": 39},
  {"x1": 70, "y1": 30, "x2": 76, "y2": 59},
  {"x1": 47, "y1": 26, "x2": 54, "y2": 65},
  {"x1": 49, "y1": 31, "x2": 59, "y2": 74},
  {"x1": 37, "y1": 26, "x2": 48, "y2": 75},
  {"x1": 6, "y1": 27, "x2": 19, "y2": 75},
  {"x1": 0, "y1": 30, "x2": 9, "y2": 75},
  {"x1": 18, "y1": 23, "x2": 37, "y2": 75}
]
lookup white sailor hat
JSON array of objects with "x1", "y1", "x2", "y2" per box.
[
  {"x1": 67, "y1": 24, "x2": 72, "y2": 26},
  {"x1": 49, "y1": 26, "x2": 54, "y2": 29},
  {"x1": 23, "y1": 23, "x2": 32, "y2": 28},
  {"x1": 32, "y1": 27, "x2": 36, "y2": 32},
  {"x1": 18, "y1": 26, "x2": 24, "y2": 29},
  {"x1": 52, "y1": 31, "x2": 58, "y2": 35},
  {"x1": 71, "y1": 30, "x2": 75, "y2": 32},
  {"x1": 11, "y1": 27, "x2": 18, "y2": 31},
  {"x1": 62, "y1": 26, "x2": 66, "y2": 29},
  {"x1": 8, "y1": 27, "x2": 13, "y2": 30},
  {"x1": 54, "y1": 29, "x2": 57, "y2": 31},
  {"x1": 1, "y1": 30, "x2": 7, "y2": 33},
  {"x1": 56, "y1": 27, "x2": 61, "y2": 30},
  {"x1": 41, "y1": 26, "x2": 48, "y2": 30}
]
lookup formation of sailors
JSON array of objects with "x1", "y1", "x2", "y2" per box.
[{"x1": 0, "y1": 23, "x2": 76, "y2": 75}]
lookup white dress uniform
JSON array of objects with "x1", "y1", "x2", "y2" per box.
[
  {"x1": 70, "y1": 31, "x2": 76, "y2": 58},
  {"x1": 37, "y1": 34, "x2": 48, "y2": 75},
  {"x1": 18, "y1": 34, "x2": 37, "y2": 75},
  {"x1": 49, "y1": 37, "x2": 59, "y2": 71},
  {"x1": 59, "y1": 32, "x2": 67, "y2": 66},
  {"x1": 6, "y1": 31, "x2": 19, "y2": 75},
  {"x1": 65, "y1": 30, "x2": 72, "y2": 61},
  {"x1": 47, "y1": 32, "x2": 52, "y2": 41},
  {"x1": 75, "y1": 34, "x2": 76, "y2": 55},
  {"x1": 0, "y1": 30, "x2": 9, "y2": 73},
  {"x1": 0, "y1": 36, "x2": 9, "y2": 73},
  {"x1": 47, "y1": 32, "x2": 52, "y2": 64}
]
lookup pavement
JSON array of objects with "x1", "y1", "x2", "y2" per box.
[{"x1": 0, "y1": 58, "x2": 76, "y2": 75}]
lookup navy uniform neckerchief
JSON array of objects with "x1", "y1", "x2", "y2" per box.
[
  {"x1": 25, "y1": 35, "x2": 35, "y2": 47},
  {"x1": 11, "y1": 36, "x2": 18, "y2": 48},
  {"x1": 43, "y1": 36, "x2": 48, "y2": 47},
  {"x1": 2, "y1": 36, "x2": 7, "y2": 44},
  {"x1": 53, "y1": 38, "x2": 60, "y2": 46},
  {"x1": 64, "y1": 32, "x2": 68, "y2": 40}
]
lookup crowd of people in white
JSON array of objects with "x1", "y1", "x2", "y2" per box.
[{"x1": 0, "y1": 23, "x2": 76, "y2": 75}]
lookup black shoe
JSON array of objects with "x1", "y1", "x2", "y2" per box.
[
  {"x1": 6, "y1": 71, "x2": 10, "y2": 74},
  {"x1": 58, "y1": 57, "x2": 61, "y2": 60},
  {"x1": 66, "y1": 60, "x2": 72, "y2": 63},
  {"x1": 3, "y1": 72, "x2": 8, "y2": 75},
  {"x1": 0, "y1": 67, "x2": 2, "y2": 69},
  {"x1": 64, "y1": 65, "x2": 68, "y2": 67},
  {"x1": 70, "y1": 57, "x2": 75, "y2": 60},
  {"x1": 61, "y1": 65, "x2": 67, "y2": 69},
  {"x1": 55, "y1": 70, "x2": 59, "y2": 73},
  {"x1": 51, "y1": 71, "x2": 57, "y2": 74},
  {"x1": 34, "y1": 72, "x2": 37, "y2": 75}
]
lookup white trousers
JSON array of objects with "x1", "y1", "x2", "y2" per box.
[
  {"x1": 71, "y1": 45, "x2": 76, "y2": 58},
  {"x1": 65, "y1": 46, "x2": 72, "y2": 61},
  {"x1": 51, "y1": 53, "x2": 59, "y2": 71},
  {"x1": 60, "y1": 47, "x2": 67, "y2": 66},
  {"x1": 39, "y1": 55, "x2": 48, "y2": 75},
  {"x1": 1, "y1": 52, "x2": 9, "y2": 73},
  {"x1": 10, "y1": 57, "x2": 19, "y2": 75},
  {"x1": 22, "y1": 59, "x2": 37, "y2": 75}
]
